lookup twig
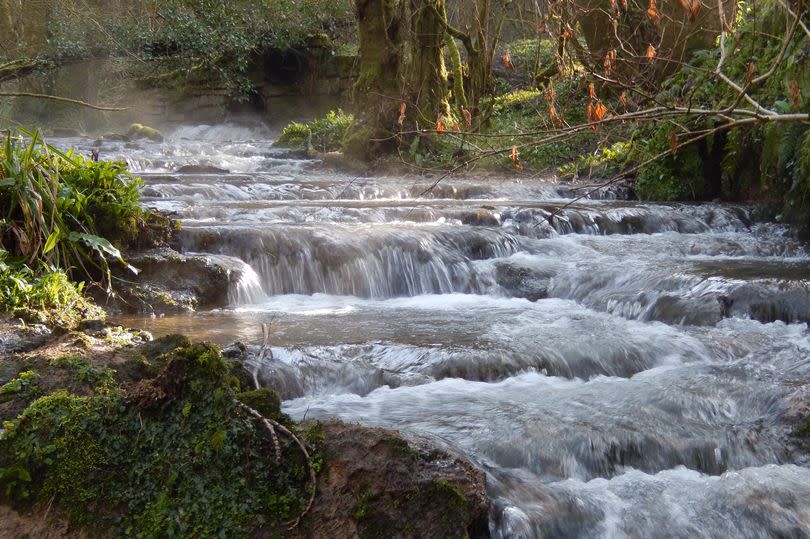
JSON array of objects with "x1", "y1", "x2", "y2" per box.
[{"x1": 0, "y1": 92, "x2": 127, "y2": 111}]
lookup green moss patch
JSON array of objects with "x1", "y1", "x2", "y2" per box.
[{"x1": 0, "y1": 341, "x2": 313, "y2": 537}]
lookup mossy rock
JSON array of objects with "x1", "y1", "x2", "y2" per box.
[
  {"x1": 236, "y1": 388, "x2": 285, "y2": 422},
  {"x1": 127, "y1": 123, "x2": 164, "y2": 143}
]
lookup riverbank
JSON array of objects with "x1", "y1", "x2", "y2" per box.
[{"x1": 0, "y1": 316, "x2": 489, "y2": 537}]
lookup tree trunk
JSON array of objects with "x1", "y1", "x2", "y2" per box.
[
  {"x1": 409, "y1": 0, "x2": 451, "y2": 124},
  {"x1": 344, "y1": 0, "x2": 407, "y2": 159}
]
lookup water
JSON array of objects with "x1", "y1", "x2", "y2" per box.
[{"x1": 58, "y1": 125, "x2": 810, "y2": 537}]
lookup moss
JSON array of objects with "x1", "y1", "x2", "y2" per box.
[
  {"x1": 137, "y1": 334, "x2": 193, "y2": 361},
  {"x1": 236, "y1": 388, "x2": 284, "y2": 422},
  {"x1": 0, "y1": 371, "x2": 41, "y2": 402},
  {"x1": 433, "y1": 479, "x2": 468, "y2": 507},
  {"x1": 0, "y1": 341, "x2": 313, "y2": 536},
  {"x1": 127, "y1": 123, "x2": 164, "y2": 142}
]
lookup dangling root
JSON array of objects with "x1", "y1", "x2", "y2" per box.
[{"x1": 237, "y1": 402, "x2": 318, "y2": 530}]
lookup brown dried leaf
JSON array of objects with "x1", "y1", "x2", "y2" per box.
[
  {"x1": 619, "y1": 91, "x2": 628, "y2": 109},
  {"x1": 435, "y1": 115, "x2": 446, "y2": 133},
  {"x1": 398, "y1": 102, "x2": 407, "y2": 128},
  {"x1": 549, "y1": 104, "x2": 564, "y2": 127},
  {"x1": 502, "y1": 53, "x2": 515, "y2": 70},
  {"x1": 462, "y1": 107, "x2": 472, "y2": 130},
  {"x1": 790, "y1": 80, "x2": 802, "y2": 109},
  {"x1": 511, "y1": 146, "x2": 523, "y2": 170},
  {"x1": 588, "y1": 82, "x2": 597, "y2": 100},
  {"x1": 648, "y1": 0, "x2": 662, "y2": 21},
  {"x1": 604, "y1": 50, "x2": 617, "y2": 77},
  {"x1": 669, "y1": 132, "x2": 679, "y2": 154},
  {"x1": 645, "y1": 44, "x2": 657, "y2": 62}
]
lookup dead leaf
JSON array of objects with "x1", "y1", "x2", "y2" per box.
[
  {"x1": 435, "y1": 115, "x2": 446, "y2": 133},
  {"x1": 790, "y1": 80, "x2": 802, "y2": 109},
  {"x1": 549, "y1": 104, "x2": 564, "y2": 127},
  {"x1": 462, "y1": 107, "x2": 472, "y2": 130},
  {"x1": 679, "y1": 0, "x2": 701, "y2": 22},
  {"x1": 398, "y1": 102, "x2": 407, "y2": 128},
  {"x1": 545, "y1": 84, "x2": 557, "y2": 103},
  {"x1": 502, "y1": 53, "x2": 515, "y2": 70},
  {"x1": 619, "y1": 91, "x2": 628, "y2": 109},
  {"x1": 511, "y1": 146, "x2": 523, "y2": 170},
  {"x1": 588, "y1": 100, "x2": 607, "y2": 130},
  {"x1": 588, "y1": 82, "x2": 597, "y2": 100},
  {"x1": 648, "y1": 0, "x2": 662, "y2": 21},
  {"x1": 745, "y1": 63, "x2": 758, "y2": 85},
  {"x1": 669, "y1": 132, "x2": 679, "y2": 154},
  {"x1": 604, "y1": 49, "x2": 617, "y2": 77},
  {"x1": 620, "y1": 0, "x2": 628, "y2": 11},
  {"x1": 645, "y1": 44, "x2": 657, "y2": 62}
]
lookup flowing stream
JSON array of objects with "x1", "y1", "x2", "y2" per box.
[{"x1": 59, "y1": 125, "x2": 810, "y2": 537}]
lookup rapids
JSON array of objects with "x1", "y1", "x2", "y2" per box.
[{"x1": 57, "y1": 124, "x2": 810, "y2": 537}]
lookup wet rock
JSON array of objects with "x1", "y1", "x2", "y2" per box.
[
  {"x1": 319, "y1": 151, "x2": 369, "y2": 174},
  {"x1": 495, "y1": 261, "x2": 552, "y2": 301},
  {"x1": 293, "y1": 423, "x2": 490, "y2": 539},
  {"x1": 461, "y1": 210, "x2": 501, "y2": 227},
  {"x1": 175, "y1": 164, "x2": 230, "y2": 174},
  {"x1": 95, "y1": 133, "x2": 131, "y2": 144},
  {"x1": 47, "y1": 127, "x2": 83, "y2": 138},
  {"x1": 102, "y1": 248, "x2": 245, "y2": 315},
  {"x1": 0, "y1": 319, "x2": 52, "y2": 356},
  {"x1": 127, "y1": 123, "x2": 164, "y2": 142}
]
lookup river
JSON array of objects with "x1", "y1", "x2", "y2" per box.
[{"x1": 55, "y1": 124, "x2": 810, "y2": 537}]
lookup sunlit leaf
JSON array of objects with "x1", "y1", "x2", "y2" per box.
[{"x1": 43, "y1": 230, "x2": 60, "y2": 255}]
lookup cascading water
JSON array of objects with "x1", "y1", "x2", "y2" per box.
[{"x1": 57, "y1": 124, "x2": 810, "y2": 537}]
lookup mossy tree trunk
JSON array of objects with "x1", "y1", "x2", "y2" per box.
[
  {"x1": 409, "y1": 0, "x2": 451, "y2": 124},
  {"x1": 344, "y1": 0, "x2": 408, "y2": 160}
]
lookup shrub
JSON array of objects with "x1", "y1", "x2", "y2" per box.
[{"x1": 276, "y1": 109, "x2": 354, "y2": 152}]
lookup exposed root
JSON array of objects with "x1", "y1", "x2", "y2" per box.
[{"x1": 237, "y1": 402, "x2": 317, "y2": 529}]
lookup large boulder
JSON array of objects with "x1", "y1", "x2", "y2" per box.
[
  {"x1": 293, "y1": 422, "x2": 490, "y2": 539},
  {"x1": 102, "y1": 248, "x2": 247, "y2": 314}
]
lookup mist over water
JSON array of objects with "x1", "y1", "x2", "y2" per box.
[{"x1": 62, "y1": 124, "x2": 810, "y2": 537}]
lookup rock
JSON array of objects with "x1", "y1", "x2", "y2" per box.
[
  {"x1": 293, "y1": 423, "x2": 490, "y2": 539},
  {"x1": 176, "y1": 164, "x2": 230, "y2": 174},
  {"x1": 47, "y1": 127, "x2": 83, "y2": 138},
  {"x1": 101, "y1": 248, "x2": 246, "y2": 315},
  {"x1": 127, "y1": 123, "x2": 164, "y2": 142},
  {"x1": 494, "y1": 261, "x2": 552, "y2": 301},
  {"x1": 460, "y1": 210, "x2": 500, "y2": 227},
  {"x1": 97, "y1": 133, "x2": 131, "y2": 143},
  {"x1": 319, "y1": 151, "x2": 369, "y2": 174}
]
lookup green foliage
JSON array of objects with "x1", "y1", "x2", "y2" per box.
[
  {"x1": 0, "y1": 131, "x2": 143, "y2": 276},
  {"x1": 639, "y1": 0, "x2": 810, "y2": 225},
  {"x1": 0, "y1": 371, "x2": 40, "y2": 400},
  {"x1": 0, "y1": 256, "x2": 103, "y2": 327},
  {"x1": 310, "y1": 109, "x2": 354, "y2": 152},
  {"x1": 277, "y1": 122, "x2": 312, "y2": 149},
  {"x1": 277, "y1": 109, "x2": 354, "y2": 152},
  {"x1": 0, "y1": 130, "x2": 147, "y2": 325},
  {"x1": 43, "y1": 0, "x2": 354, "y2": 99},
  {"x1": 635, "y1": 126, "x2": 705, "y2": 201},
  {"x1": 558, "y1": 141, "x2": 635, "y2": 180},
  {"x1": 0, "y1": 342, "x2": 313, "y2": 536}
]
